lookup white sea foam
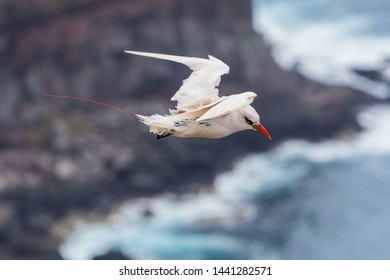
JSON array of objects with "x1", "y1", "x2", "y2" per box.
[
  {"x1": 253, "y1": 0, "x2": 390, "y2": 98},
  {"x1": 60, "y1": 195, "x2": 249, "y2": 259}
]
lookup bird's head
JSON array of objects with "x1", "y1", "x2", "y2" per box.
[{"x1": 241, "y1": 106, "x2": 272, "y2": 140}]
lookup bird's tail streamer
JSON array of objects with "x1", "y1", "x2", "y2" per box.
[{"x1": 42, "y1": 93, "x2": 142, "y2": 116}]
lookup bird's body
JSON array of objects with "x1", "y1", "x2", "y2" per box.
[
  {"x1": 126, "y1": 51, "x2": 272, "y2": 140},
  {"x1": 44, "y1": 50, "x2": 271, "y2": 140},
  {"x1": 138, "y1": 103, "x2": 259, "y2": 139}
]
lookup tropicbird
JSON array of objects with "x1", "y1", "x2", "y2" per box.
[{"x1": 44, "y1": 51, "x2": 272, "y2": 140}]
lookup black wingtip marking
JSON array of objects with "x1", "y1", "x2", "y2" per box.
[
  {"x1": 199, "y1": 121, "x2": 212, "y2": 127},
  {"x1": 157, "y1": 132, "x2": 172, "y2": 139}
]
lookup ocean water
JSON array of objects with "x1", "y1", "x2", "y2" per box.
[
  {"x1": 253, "y1": 0, "x2": 390, "y2": 98},
  {"x1": 60, "y1": 1, "x2": 390, "y2": 259}
]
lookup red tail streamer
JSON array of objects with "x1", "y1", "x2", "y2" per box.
[{"x1": 43, "y1": 93, "x2": 140, "y2": 116}]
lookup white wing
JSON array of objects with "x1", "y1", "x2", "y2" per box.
[
  {"x1": 197, "y1": 92, "x2": 257, "y2": 121},
  {"x1": 125, "y1": 51, "x2": 230, "y2": 110}
]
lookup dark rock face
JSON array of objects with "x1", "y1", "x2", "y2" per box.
[{"x1": 0, "y1": 0, "x2": 374, "y2": 259}]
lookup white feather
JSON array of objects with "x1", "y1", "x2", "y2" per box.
[
  {"x1": 125, "y1": 51, "x2": 229, "y2": 110},
  {"x1": 196, "y1": 92, "x2": 257, "y2": 121}
]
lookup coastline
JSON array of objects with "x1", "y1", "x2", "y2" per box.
[{"x1": 0, "y1": 0, "x2": 378, "y2": 259}]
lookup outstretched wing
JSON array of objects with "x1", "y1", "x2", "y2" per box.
[
  {"x1": 125, "y1": 51, "x2": 230, "y2": 111},
  {"x1": 197, "y1": 92, "x2": 257, "y2": 121}
]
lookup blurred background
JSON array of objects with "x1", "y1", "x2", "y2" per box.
[{"x1": 0, "y1": 0, "x2": 389, "y2": 259}]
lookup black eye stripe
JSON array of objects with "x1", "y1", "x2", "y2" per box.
[{"x1": 245, "y1": 117, "x2": 253, "y2": 125}]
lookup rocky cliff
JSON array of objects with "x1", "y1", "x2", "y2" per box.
[{"x1": 0, "y1": 0, "x2": 373, "y2": 259}]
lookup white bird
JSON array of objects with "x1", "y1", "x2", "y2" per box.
[
  {"x1": 44, "y1": 51, "x2": 271, "y2": 140},
  {"x1": 126, "y1": 51, "x2": 271, "y2": 140}
]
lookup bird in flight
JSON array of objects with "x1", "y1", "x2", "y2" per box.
[{"x1": 44, "y1": 51, "x2": 271, "y2": 140}]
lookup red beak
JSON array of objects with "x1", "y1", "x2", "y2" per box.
[{"x1": 253, "y1": 124, "x2": 272, "y2": 140}]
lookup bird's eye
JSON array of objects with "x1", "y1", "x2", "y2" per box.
[{"x1": 245, "y1": 117, "x2": 253, "y2": 125}]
